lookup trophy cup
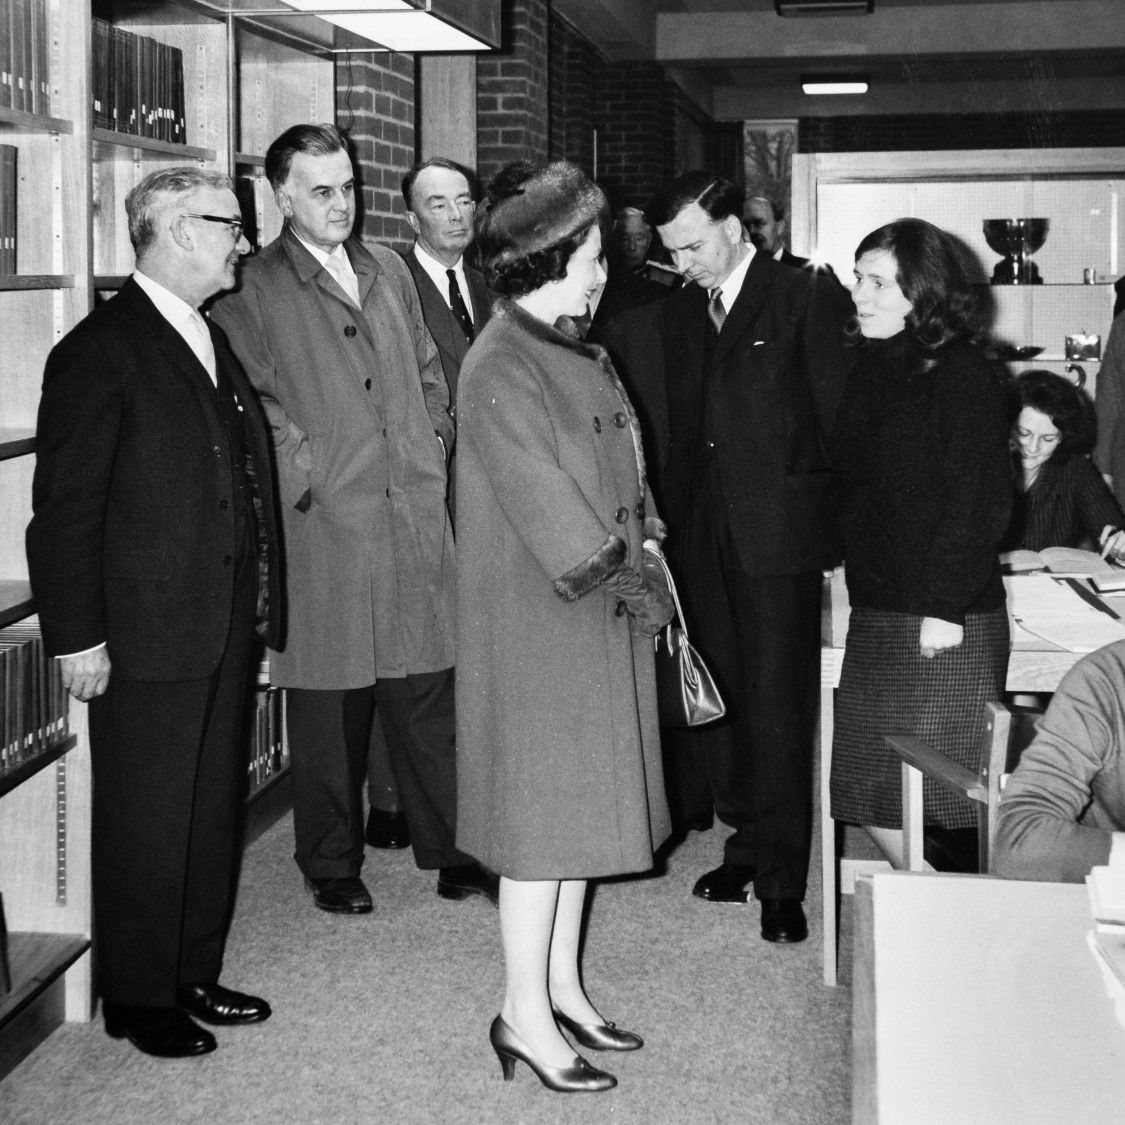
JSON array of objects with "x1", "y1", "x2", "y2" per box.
[{"x1": 982, "y1": 218, "x2": 1049, "y2": 285}]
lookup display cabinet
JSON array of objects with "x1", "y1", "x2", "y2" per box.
[{"x1": 791, "y1": 148, "x2": 1125, "y2": 395}]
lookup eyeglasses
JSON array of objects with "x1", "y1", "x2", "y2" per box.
[{"x1": 182, "y1": 213, "x2": 244, "y2": 240}]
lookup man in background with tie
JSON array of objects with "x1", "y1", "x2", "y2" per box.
[
  {"x1": 214, "y1": 124, "x2": 496, "y2": 917},
  {"x1": 651, "y1": 171, "x2": 848, "y2": 943},
  {"x1": 400, "y1": 157, "x2": 491, "y2": 419},
  {"x1": 27, "y1": 167, "x2": 281, "y2": 1057}
]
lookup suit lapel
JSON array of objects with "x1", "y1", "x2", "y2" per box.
[
  {"x1": 712, "y1": 252, "x2": 773, "y2": 369},
  {"x1": 466, "y1": 266, "x2": 492, "y2": 331},
  {"x1": 406, "y1": 251, "x2": 460, "y2": 359}
]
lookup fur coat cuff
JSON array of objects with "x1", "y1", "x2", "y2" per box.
[{"x1": 553, "y1": 535, "x2": 627, "y2": 602}]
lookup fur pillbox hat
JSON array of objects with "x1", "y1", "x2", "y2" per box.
[{"x1": 478, "y1": 161, "x2": 606, "y2": 266}]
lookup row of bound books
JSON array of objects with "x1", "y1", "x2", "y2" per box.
[
  {"x1": 0, "y1": 144, "x2": 15, "y2": 274},
  {"x1": 247, "y1": 686, "x2": 287, "y2": 796},
  {"x1": 1, "y1": 0, "x2": 51, "y2": 115},
  {"x1": 91, "y1": 18, "x2": 186, "y2": 143},
  {"x1": 0, "y1": 620, "x2": 69, "y2": 775}
]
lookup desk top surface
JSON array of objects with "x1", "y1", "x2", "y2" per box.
[{"x1": 856, "y1": 872, "x2": 1125, "y2": 1124}]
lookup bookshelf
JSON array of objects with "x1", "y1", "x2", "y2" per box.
[{"x1": 1, "y1": 0, "x2": 338, "y2": 1077}]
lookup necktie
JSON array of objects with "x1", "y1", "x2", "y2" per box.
[
  {"x1": 324, "y1": 251, "x2": 360, "y2": 308},
  {"x1": 447, "y1": 269, "x2": 475, "y2": 343},
  {"x1": 187, "y1": 310, "x2": 217, "y2": 385},
  {"x1": 707, "y1": 287, "x2": 726, "y2": 335}
]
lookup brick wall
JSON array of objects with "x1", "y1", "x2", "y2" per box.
[
  {"x1": 335, "y1": 52, "x2": 416, "y2": 251},
  {"x1": 477, "y1": 0, "x2": 550, "y2": 184},
  {"x1": 595, "y1": 61, "x2": 673, "y2": 211},
  {"x1": 548, "y1": 10, "x2": 599, "y2": 173}
]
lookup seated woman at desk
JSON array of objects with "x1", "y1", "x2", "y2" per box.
[
  {"x1": 830, "y1": 217, "x2": 1012, "y2": 870},
  {"x1": 996, "y1": 639, "x2": 1125, "y2": 882},
  {"x1": 1003, "y1": 369, "x2": 1125, "y2": 560}
]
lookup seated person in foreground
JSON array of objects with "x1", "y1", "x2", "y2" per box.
[
  {"x1": 1003, "y1": 369, "x2": 1125, "y2": 560},
  {"x1": 995, "y1": 639, "x2": 1125, "y2": 883}
]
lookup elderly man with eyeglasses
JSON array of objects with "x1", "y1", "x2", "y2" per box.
[{"x1": 27, "y1": 166, "x2": 281, "y2": 1057}]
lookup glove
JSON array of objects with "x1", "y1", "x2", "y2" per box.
[{"x1": 604, "y1": 560, "x2": 675, "y2": 638}]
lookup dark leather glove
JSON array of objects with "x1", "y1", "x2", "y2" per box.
[{"x1": 604, "y1": 561, "x2": 674, "y2": 638}]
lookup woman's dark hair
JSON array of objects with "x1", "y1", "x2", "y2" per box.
[
  {"x1": 1011, "y1": 368, "x2": 1096, "y2": 459},
  {"x1": 854, "y1": 217, "x2": 981, "y2": 356},
  {"x1": 476, "y1": 163, "x2": 596, "y2": 298}
]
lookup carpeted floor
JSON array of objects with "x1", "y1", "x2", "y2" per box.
[{"x1": 0, "y1": 816, "x2": 852, "y2": 1124}]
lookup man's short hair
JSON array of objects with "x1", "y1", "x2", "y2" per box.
[
  {"x1": 265, "y1": 123, "x2": 349, "y2": 190},
  {"x1": 125, "y1": 166, "x2": 232, "y2": 255},
  {"x1": 746, "y1": 194, "x2": 785, "y2": 223},
  {"x1": 401, "y1": 157, "x2": 478, "y2": 212},
  {"x1": 648, "y1": 171, "x2": 743, "y2": 228},
  {"x1": 614, "y1": 206, "x2": 650, "y2": 230}
]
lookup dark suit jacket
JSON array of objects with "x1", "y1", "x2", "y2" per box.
[
  {"x1": 401, "y1": 247, "x2": 492, "y2": 405},
  {"x1": 661, "y1": 251, "x2": 849, "y2": 576},
  {"x1": 27, "y1": 278, "x2": 281, "y2": 679}
]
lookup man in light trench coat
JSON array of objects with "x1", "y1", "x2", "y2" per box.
[{"x1": 214, "y1": 123, "x2": 496, "y2": 914}]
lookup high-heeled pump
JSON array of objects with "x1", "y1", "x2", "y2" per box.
[
  {"x1": 489, "y1": 1015, "x2": 617, "y2": 1092},
  {"x1": 553, "y1": 1008, "x2": 644, "y2": 1051}
]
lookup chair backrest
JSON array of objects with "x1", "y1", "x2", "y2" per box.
[{"x1": 894, "y1": 700, "x2": 1043, "y2": 874}]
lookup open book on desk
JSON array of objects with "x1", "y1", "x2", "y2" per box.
[
  {"x1": 1005, "y1": 574, "x2": 1125, "y2": 652},
  {"x1": 1002, "y1": 548, "x2": 1125, "y2": 594}
]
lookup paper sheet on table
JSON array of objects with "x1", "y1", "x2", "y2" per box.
[{"x1": 1005, "y1": 575, "x2": 1125, "y2": 653}]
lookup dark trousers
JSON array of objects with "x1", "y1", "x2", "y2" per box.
[
  {"x1": 89, "y1": 529, "x2": 257, "y2": 1007},
  {"x1": 286, "y1": 667, "x2": 468, "y2": 876},
  {"x1": 665, "y1": 492, "x2": 821, "y2": 901}
]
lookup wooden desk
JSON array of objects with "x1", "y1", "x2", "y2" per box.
[
  {"x1": 819, "y1": 570, "x2": 1086, "y2": 985},
  {"x1": 853, "y1": 871, "x2": 1125, "y2": 1124}
]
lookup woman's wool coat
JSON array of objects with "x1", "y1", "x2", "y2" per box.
[{"x1": 454, "y1": 301, "x2": 671, "y2": 879}]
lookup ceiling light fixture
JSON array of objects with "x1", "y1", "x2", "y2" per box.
[
  {"x1": 276, "y1": 0, "x2": 495, "y2": 52},
  {"x1": 776, "y1": 0, "x2": 874, "y2": 15},
  {"x1": 802, "y1": 77, "x2": 870, "y2": 95}
]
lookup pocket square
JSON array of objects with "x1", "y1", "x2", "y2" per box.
[{"x1": 753, "y1": 340, "x2": 766, "y2": 346}]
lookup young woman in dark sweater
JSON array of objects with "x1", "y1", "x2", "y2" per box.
[
  {"x1": 1002, "y1": 368, "x2": 1125, "y2": 559},
  {"x1": 830, "y1": 218, "x2": 1013, "y2": 857}
]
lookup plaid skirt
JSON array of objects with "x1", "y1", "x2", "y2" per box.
[{"x1": 830, "y1": 605, "x2": 1010, "y2": 829}]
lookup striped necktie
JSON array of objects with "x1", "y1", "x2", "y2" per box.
[{"x1": 707, "y1": 287, "x2": 726, "y2": 334}]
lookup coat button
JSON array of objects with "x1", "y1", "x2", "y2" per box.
[
  {"x1": 219, "y1": 498, "x2": 229, "y2": 510},
  {"x1": 614, "y1": 412, "x2": 627, "y2": 428},
  {"x1": 593, "y1": 416, "x2": 602, "y2": 433},
  {"x1": 615, "y1": 506, "x2": 629, "y2": 524},
  {"x1": 344, "y1": 325, "x2": 357, "y2": 338},
  {"x1": 365, "y1": 378, "x2": 372, "y2": 390},
  {"x1": 615, "y1": 599, "x2": 627, "y2": 617},
  {"x1": 635, "y1": 502, "x2": 645, "y2": 520}
]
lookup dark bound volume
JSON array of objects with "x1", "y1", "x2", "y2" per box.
[
  {"x1": 0, "y1": 144, "x2": 16, "y2": 275},
  {"x1": 0, "y1": 892, "x2": 10, "y2": 996}
]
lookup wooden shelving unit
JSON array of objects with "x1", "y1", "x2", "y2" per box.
[{"x1": 0, "y1": 0, "x2": 342, "y2": 1079}]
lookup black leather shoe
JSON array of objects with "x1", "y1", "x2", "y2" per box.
[
  {"x1": 692, "y1": 862, "x2": 755, "y2": 904},
  {"x1": 103, "y1": 1003, "x2": 216, "y2": 1058},
  {"x1": 437, "y1": 862, "x2": 500, "y2": 905},
  {"x1": 760, "y1": 898, "x2": 808, "y2": 943},
  {"x1": 304, "y1": 875, "x2": 373, "y2": 914},
  {"x1": 177, "y1": 983, "x2": 271, "y2": 1026},
  {"x1": 365, "y1": 807, "x2": 411, "y2": 850}
]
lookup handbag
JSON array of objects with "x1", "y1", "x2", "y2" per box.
[{"x1": 649, "y1": 551, "x2": 726, "y2": 728}]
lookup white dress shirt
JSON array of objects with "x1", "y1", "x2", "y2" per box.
[
  {"x1": 712, "y1": 243, "x2": 756, "y2": 317},
  {"x1": 133, "y1": 269, "x2": 216, "y2": 386},
  {"x1": 412, "y1": 242, "x2": 474, "y2": 324}
]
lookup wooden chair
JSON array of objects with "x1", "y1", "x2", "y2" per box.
[{"x1": 883, "y1": 701, "x2": 1043, "y2": 874}]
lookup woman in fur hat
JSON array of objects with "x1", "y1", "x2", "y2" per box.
[{"x1": 454, "y1": 162, "x2": 673, "y2": 1093}]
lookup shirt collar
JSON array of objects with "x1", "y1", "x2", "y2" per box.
[
  {"x1": 413, "y1": 242, "x2": 471, "y2": 315},
  {"x1": 714, "y1": 243, "x2": 755, "y2": 314},
  {"x1": 132, "y1": 268, "x2": 199, "y2": 332},
  {"x1": 293, "y1": 231, "x2": 352, "y2": 275}
]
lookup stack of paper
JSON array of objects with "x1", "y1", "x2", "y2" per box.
[{"x1": 1005, "y1": 575, "x2": 1125, "y2": 652}]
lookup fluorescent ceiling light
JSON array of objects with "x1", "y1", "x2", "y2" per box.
[
  {"x1": 283, "y1": 0, "x2": 491, "y2": 51},
  {"x1": 776, "y1": 0, "x2": 874, "y2": 15},
  {"x1": 802, "y1": 78, "x2": 869, "y2": 95}
]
